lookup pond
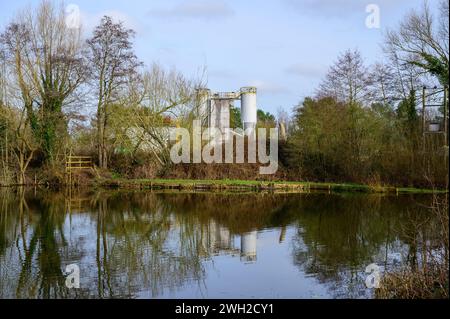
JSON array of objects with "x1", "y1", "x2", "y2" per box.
[{"x1": 0, "y1": 188, "x2": 442, "y2": 299}]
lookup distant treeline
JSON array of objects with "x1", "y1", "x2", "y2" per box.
[{"x1": 0, "y1": 0, "x2": 448, "y2": 188}]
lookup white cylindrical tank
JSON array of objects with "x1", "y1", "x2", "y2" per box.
[
  {"x1": 240, "y1": 87, "x2": 257, "y2": 131},
  {"x1": 240, "y1": 231, "x2": 257, "y2": 262}
]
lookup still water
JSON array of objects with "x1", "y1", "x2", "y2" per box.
[{"x1": 0, "y1": 188, "x2": 441, "y2": 299}]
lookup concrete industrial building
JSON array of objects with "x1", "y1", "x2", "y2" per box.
[{"x1": 196, "y1": 87, "x2": 258, "y2": 133}]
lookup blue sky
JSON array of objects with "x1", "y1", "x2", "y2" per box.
[{"x1": 0, "y1": 0, "x2": 437, "y2": 115}]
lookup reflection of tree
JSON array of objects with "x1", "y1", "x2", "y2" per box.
[
  {"x1": 87, "y1": 191, "x2": 211, "y2": 298},
  {"x1": 0, "y1": 189, "x2": 16, "y2": 257},
  {"x1": 157, "y1": 193, "x2": 291, "y2": 234},
  {"x1": 1, "y1": 189, "x2": 93, "y2": 298},
  {"x1": 288, "y1": 193, "x2": 438, "y2": 298},
  {"x1": 0, "y1": 189, "x2": 441, "y2": 299},
  {"x1": 10, "y1": 189, "x2": 75, "y2": 298},
  {"x1": 0, "y1": 188, "x2": 21, "y2": 296},
  {"x1": 1, "y1": 190, "x2": 279, "y2": 298},
  {"x1": 87, "y1": 191, "x2": 290, "y2": 298},
  {"x1": 395, "y1": 202, "x2": 445, "y2": 273}
]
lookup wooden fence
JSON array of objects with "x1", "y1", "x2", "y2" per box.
[{"x1": 65, "y1": 156, "x2": 94, "y2": 184}]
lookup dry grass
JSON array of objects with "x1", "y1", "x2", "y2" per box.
[{"x1": 377, "y1": 265, "x2": 448, "y2": 299}]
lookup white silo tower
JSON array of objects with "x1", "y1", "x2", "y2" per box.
[{"x1": 240, "y1": 87, "x2": 257, "y2": 131}]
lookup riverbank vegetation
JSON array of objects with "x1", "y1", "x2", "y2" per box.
[{"x1": 0, "y1": 0, "x2": 448, "y2": 191}]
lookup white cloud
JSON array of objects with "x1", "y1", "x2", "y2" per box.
[{"x1": 148, "y1": 1, "x2": 235, "y2": 20}]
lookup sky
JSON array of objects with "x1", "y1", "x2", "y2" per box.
[{"x1": 0, "y1": 0, "x2": 439, "y2": 115}]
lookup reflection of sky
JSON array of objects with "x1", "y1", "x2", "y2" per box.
[
  {"x1": 0, "y1": 212, "x2": 332, "y2": 298},
  {"x1": 0, "y1": 192, "x2": 439, "y2": 299},
  {"x1": 62, "y1": 214, "x2": 100, "y2": 291},
  {"x1": 59, "y1": 215, "x2": 382, "y2": 299},
  {"x1": 147, "y1": 227, "x2": 329, "y2": 299}
]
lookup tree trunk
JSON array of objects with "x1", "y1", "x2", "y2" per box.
[{"x1": 97, "y1": 107, "x2": 106, "y2": 169}]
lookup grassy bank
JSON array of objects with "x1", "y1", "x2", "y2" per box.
[{"x1": 95, "y1": 178, "x2": 448, "y2": 194}]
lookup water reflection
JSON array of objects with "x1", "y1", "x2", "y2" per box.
[{"x1": 0, "y1": 188, "x2": 442, "y2": 299}]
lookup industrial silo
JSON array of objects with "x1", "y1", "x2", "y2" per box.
[{"x1": 240, "y1": 87, "x2": 257, "y2": 131}]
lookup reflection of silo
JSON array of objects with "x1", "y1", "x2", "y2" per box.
[
  {"x1": 201, "y1": 220, "x2": 217, "y2": 255},
  {"x1": 196, "y1": 88, "x2": 211, "y2": 126},
  {"x1": 240, "y1": 231, "x2": 257, "y2": 262},
  {"x1": 240, "y1": 87, "x2": 257, "y2": 131},
  {"x1": 217, "y1": 226, "x2": 232, "y2": 249}
]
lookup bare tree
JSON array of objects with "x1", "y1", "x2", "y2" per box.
[
  {"x1": 86, "y1": 16, "x2": 142, "y2": 169},
  {"x1": 385, "y1": 0, "x2": 449, "y2": 86},
  {"x1": 10, "y1": 108, "x2": 37, "y2": 185},
  {"x1": 0, "y1": 100, "x2": 38, "y2": 185},
  {"x1": 127, "y1": 63, "x2": 197, "y2": 168},
  {"x1": 317, "y1": 49, "x2": 371, "y2": 105},
  {"x1": 367, "y1": 62, "x2": 396, "y2": 106},
  {"x1": 0, "y1": 48, "x2": 11, "y2": 184},
  {"x1": 389, "y1": 52, "x2": 426, "y2": 101}
]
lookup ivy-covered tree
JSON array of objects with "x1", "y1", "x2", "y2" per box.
[{"x1": 0, "y1": 2, "x2": 87, "y2": 163}]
